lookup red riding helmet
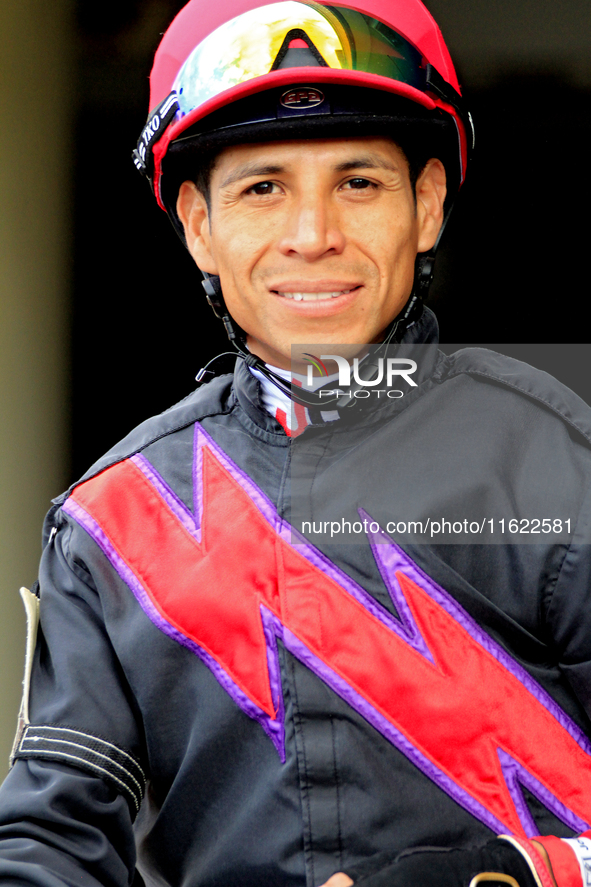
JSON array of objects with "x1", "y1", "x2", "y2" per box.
[{"x1": 134, "y1": 0, "x2": 473, "y2": 240}]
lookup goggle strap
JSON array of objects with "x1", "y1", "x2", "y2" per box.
[
  {"x1": 425, "y1": 64, "x2": 459, "y2": 108},
  {"x1": 425, "y1": 64, "x2": 474, "y2": 151},
  {"x1": 133, "y1": 92, "x2": 180, "y2": 178}
]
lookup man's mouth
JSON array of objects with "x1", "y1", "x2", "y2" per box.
[{"x1": 274, "y1": 287, "x2": 358, "y2": 301}]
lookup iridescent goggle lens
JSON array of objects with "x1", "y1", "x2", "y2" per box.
[{"x1": 172, "y1": 1, "x2": 426, "y2": 118}]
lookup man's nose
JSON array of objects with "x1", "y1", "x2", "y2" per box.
[{"x1": 277, "y1": 195, "x2": 346, "y2": 261}]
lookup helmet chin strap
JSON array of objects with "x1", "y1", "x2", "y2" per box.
[{"x1": 196, "y1": 271, "x2": 424, "y2": 411}]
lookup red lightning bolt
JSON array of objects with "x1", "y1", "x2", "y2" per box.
[{"x1": 64, "y1": 425, "x2": 591, "y2": 839}]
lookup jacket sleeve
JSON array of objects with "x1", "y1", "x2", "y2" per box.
[{"x1": 0, "y1": 510, "x2": 146, "y2": 887}]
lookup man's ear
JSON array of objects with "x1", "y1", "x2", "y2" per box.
[
  {"x1": 416, "y1": 159, "x2": 447, "y2": 253},
  {"x1": 176, "y1": 181, "x2": 219, "y2": 275}
]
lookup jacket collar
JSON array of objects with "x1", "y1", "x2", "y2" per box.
[{"x1": 232, "y1": 306, "x2": 441, "y2": 434}]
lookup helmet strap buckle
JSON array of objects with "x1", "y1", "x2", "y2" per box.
[{"x1": 201, "y1": 274, "x2": 225, "y2": 318}]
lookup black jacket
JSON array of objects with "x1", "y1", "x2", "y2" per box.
[{"x1": 2, "y1": 312, "x2": 591, "y2": 887}]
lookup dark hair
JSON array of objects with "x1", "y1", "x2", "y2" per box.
[{"x1": 194, "y1": 150, "x2": 220, "y2": 213}]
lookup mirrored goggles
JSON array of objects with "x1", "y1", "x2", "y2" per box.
[{"x1": 172, "y1": 1, "x2": 429, "y2": 118}]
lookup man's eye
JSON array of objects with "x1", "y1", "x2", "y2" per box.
[
  {"x1": 344, "y1": 177, "x2": 374, "y2": 190},
  {"x1": 247, "y1": 181, "x2": 278, "y2": 195}
]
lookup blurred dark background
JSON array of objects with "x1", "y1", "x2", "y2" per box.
[{"x1": 72, "y1": 0, "x2": 591, "y2": 477}]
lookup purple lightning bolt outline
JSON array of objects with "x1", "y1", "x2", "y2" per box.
[{"x1": 63, "y1": 422, "x2": 591, "y2": 837}]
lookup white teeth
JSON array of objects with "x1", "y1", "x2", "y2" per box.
[{"x1": 277, "y1": 289, "x2": 353, "y2": 301}]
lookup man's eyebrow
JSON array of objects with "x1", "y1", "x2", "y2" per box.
[
  {"x1": 220, "y1": 164, "x2": 284, "y2": 188},
  {"x1": 335, "y1": 156, "x2": 401, "y2": 173},
  {"x1": 219, "y1": 155, "x2": 401, "y2": 188}
]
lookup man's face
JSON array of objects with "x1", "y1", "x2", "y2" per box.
[{"x1": 178, "y1": 137, "x2": 445, "y2": 369}]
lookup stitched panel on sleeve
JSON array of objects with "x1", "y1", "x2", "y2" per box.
[{"x1": 14, "y1": 725, "x2": 146, "y2": 813}]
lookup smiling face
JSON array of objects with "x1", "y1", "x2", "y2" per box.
[{"x1": 177, "y1": 136, "x2": 446, "y2": 369}]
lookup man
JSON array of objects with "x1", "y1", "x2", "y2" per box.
[{"x1": 1, "y1": 2, "x2": 591, "y2": 887}]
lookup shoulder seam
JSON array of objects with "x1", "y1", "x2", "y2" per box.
[
  {"x1": 454, "y1": 366, "x2": 591, "y2": 448},
  {"x1": 60, "y1": 404, "x2": 234, "y2": 502}
]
